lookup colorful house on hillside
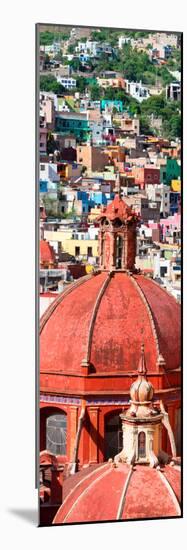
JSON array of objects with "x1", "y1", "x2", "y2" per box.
[
  {"x1": 132, "y1": 166, "x2": 160, "y2": 190},
  {"x1": 166, "y1": 159, "x2": 181, "y2": 185},
  {"x1": 55, "y1": 112, "x2": 90, "y2": 141},
  {"x1": 170, "y1": 191, "x2": 181, "y2": 215},
  {"x1": 160, "y1": 213, "x2": 181, "y2": 243},
  {"x1": 101, "y1": 99, "x2": 123, "y2": 112}
]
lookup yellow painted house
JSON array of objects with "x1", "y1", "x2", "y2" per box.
[
  {"x1": 64, "y1": 238, "x2": 98, "y2": 259},
  {"x1": 44, "y1": 229, "x2": 99, "y2": 259},
  {"x1": 171, "y1": 179, "x2": 181, "y2": 192}
]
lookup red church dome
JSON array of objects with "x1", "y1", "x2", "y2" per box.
[
  {"x1": 40, "y1": 270, "x2": 180, "y2": 377},
  {"x1": 40, "y1": 239, "x2": 56, "y2": 268},
  {"x1": 53, "y1": 462, "x2": 181, "y2": 524}
]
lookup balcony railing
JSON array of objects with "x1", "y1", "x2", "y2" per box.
[{"x1": 40, "y1": 269, "x2": 65, "y2": 277}]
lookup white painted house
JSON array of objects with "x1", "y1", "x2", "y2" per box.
[
  {"x1": 126, "y1": 80, "x2": 150, "y2": 102},
  {"x1": 56, "y1": 76, "x2": 76, "y2": 89}
]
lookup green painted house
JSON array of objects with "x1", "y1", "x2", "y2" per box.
[
  {"x1": 55, "y1": 112, "x2": 90, "y2": 141},
  {"x1": 166, "y1": 158, "x2": 181, "y2": 185}
]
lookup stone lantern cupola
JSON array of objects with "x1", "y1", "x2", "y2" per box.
[
  {"x1": 129, "y1": 343, "x2": 154, "y2": 413},
  {"x1": 114, "y1": 344, "x2": 177, "y2": 468},
  {"x1": 97, "y1": 173, "x2": 140, "y2": 272}
]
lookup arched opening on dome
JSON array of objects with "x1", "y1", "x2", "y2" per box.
[
  {"x1": 101, "y1": 218, "x2": 109, "y2": 227},
  {"x1": 104, "y1": 411, "x2": 123, "y2": 460},
  {"x1": 115, "y1": 235, "x2": 123, "y2": 269},
  {"x1": 113, "y1": 218, "x2": 122, "y2": 228},
  {"x1": 46, "y1": 413, "x2": 67, "y2": 456},
  {"x1": 138, "y1": 431, "x2": 146, "y2": 459}
]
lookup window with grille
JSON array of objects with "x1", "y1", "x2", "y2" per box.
[{"x1": 46, "y1": 414, "x2": 67, "y2": 455}]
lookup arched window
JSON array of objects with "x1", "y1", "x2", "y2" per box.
[
  {"x1": 105, "y1": 414, "x2": 122, "y2": 460},
  {"x1": 116, "y1": 235, "x2": 123, "y2": 269},
  {"x1": 113, "y1": 218, "x2": 122, "y2": 228},
  {"x1": 138, "y1": 431, "x2": 146, "y2": 458},
  {"x1": 46, "y1": 413, "x2": 67, "y2": 456}
]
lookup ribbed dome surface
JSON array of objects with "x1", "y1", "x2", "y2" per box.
[
  {"x1": 40, "y1": 271, "x2": 181, "y2": 375},
  {"x1": 53, "y1": 462, "x2": 181, "y2": 524}
]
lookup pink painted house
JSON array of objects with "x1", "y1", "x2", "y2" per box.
[{"x1": 160, "y1": 213, "x2": 181, "y2": 243}]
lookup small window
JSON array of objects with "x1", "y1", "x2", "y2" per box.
[
  {"x1": 75, "y1": 246, "x2": 80, "y2": 256},
  {"x1": 87, "y1": 246, "x2": 92, "y2": 256},
  {"x1": 138, "y1": 431, "x2": 146, "y2": 458}
]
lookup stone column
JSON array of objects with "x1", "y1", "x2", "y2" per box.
[
  {"x1": 167, "y1": 404, "x2": 175, "y2": 455},
  {"x1": 121, "y1": 234, "x2": 127, "y2": 269},
  {"x1": 98, "y1": 232, "x2": 102, "y2": 268},
  {"x1": 89, "y1": 407, "x2": 99, "y2": 464},
  {"x1": 110, "y1": 232, "x2": 116, "y2": 269},
  {"x1": 123, "y1": 229, "x2": 128, "y2": 269},
  {"x1": 69, "y1": 406, "x2": 79, "y2": 462}
]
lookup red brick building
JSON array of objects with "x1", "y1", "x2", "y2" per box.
[{"x1": 132, "y1": 166, "x2": 160, "y2": 189}]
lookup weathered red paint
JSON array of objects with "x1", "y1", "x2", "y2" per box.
[{"x1": 53, "y1": 463, "x2": 181, "y2": 524}]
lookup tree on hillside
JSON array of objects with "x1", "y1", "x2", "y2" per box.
[
  {"x1": 88, "y1": 83, "x2": 101, "y2": 100},
  {"x1": 140, "y1": 115, "x2": 153, "y2": 135},
  {"x1": 141, "y1": 94, "x2": 166, "y2": 116},
  {"x1": 40, "y1": 75, "x2": 66, "y2": 94},
  {"x1": 40, "y1": 31, "x2": 55, "y2": 46},
  {"x1": 69, "y1": 58, "x2": 80, "y2": 72},
  {"x1": 40, "y1": 31, "x2": 69, "y2": 46},
  {"x1": 171, "y1": 47, "x2": 181, "y2": 71},
  {"x1": 157, "y1": 66, "x2": 174, "y2": 86},
  {"x1": 67, "y1": 44, "x2": 75, "y2": 54},
  {"x1": 162, "y1": 114, "x2": 181, "y2": 139},
  {"x1": 142, "y1": 71, "x2": 156, "y2": 85},
  {"x1": 75, "y1": 76, "x2": 87, "y2": 93},
  {"x1": 119, "y1": 46, "x2": 155, "y2": 83},
  {"x1": 90, "y1": 30, "x2": 108, "y2": 42}
]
